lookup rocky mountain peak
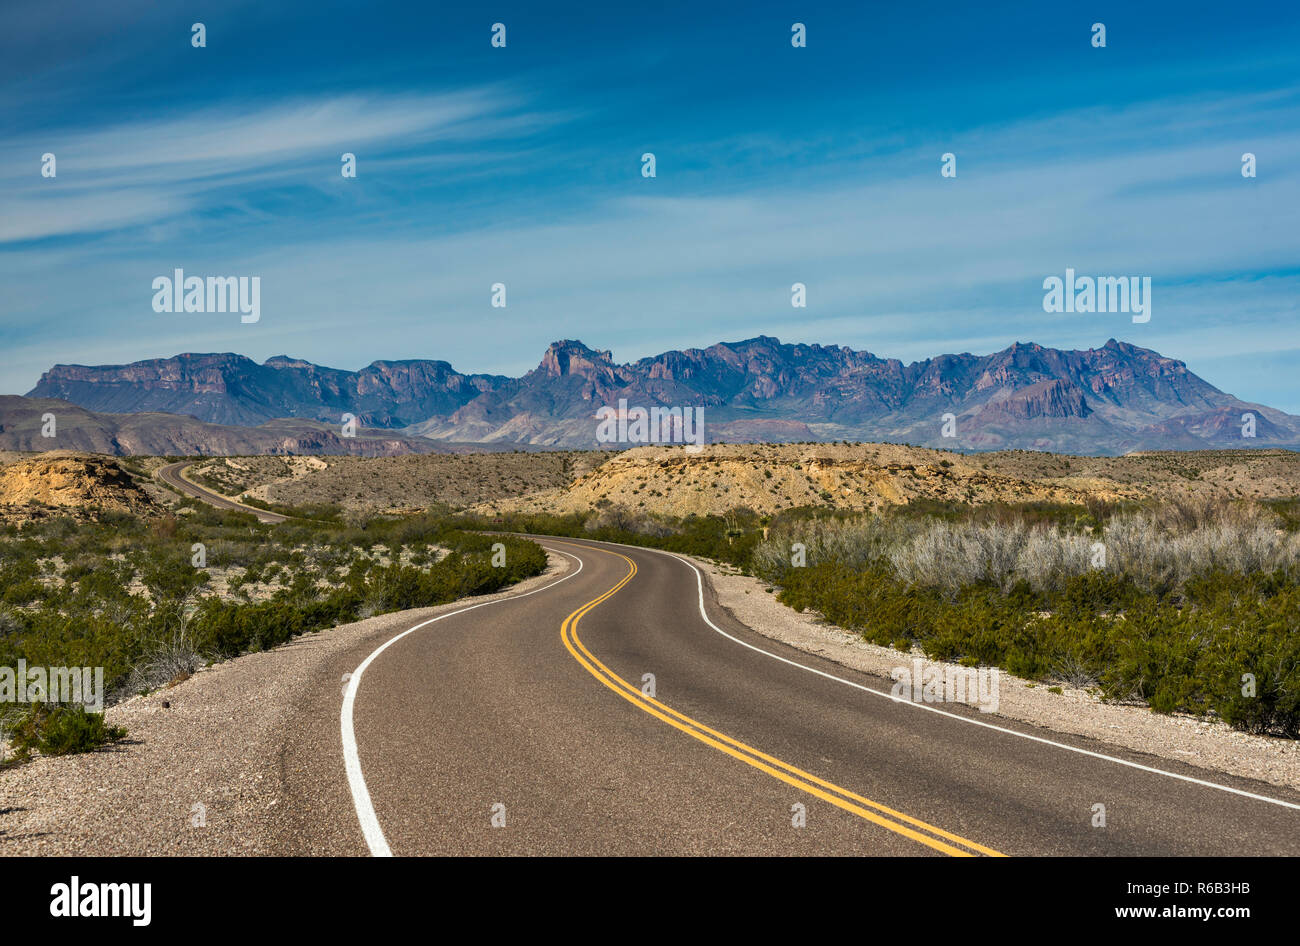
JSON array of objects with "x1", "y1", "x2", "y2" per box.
[{"x1": 535, "y1": 340, "x2": 616, "y2": 380}]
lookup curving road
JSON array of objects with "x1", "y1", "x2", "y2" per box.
[
  {"x1": 158, "y1": 466, "x2": 1300, "y2": 855},
  {"x1": 310, "y1": 536, "x2": 1299, "y2": 856},
  {"x1": 156, "y1": 461, "x2": 289, "y2": 523}
]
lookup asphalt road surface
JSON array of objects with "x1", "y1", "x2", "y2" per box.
[
  {"x1": 156, "y1": 461, "x2": 289, "y2": 523},
  {"x1": 326, "y1": 536, "x2": 1300, "y2": 856},
  {"x1": 155, "y1": 471, "x2": 1299, "y2": 854}
]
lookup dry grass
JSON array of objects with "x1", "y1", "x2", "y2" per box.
[{"x1": 755, "y1": 496, "x2": 1300, "y2": 595}]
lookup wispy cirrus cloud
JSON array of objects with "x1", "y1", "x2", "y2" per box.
[{"x1": 0, "y1": 88, "x2": 566, "y2": 243}]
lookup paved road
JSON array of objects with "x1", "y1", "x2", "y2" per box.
[
  {"x1": 317, "y1": 535, "x2": 1300, "y2": 856},
  {"x1": 159, "y1": 467, "x2": 1298, "y2": 854},
  {"x1": 156, "y1": 461, "x2": 289, "y2": 523}
]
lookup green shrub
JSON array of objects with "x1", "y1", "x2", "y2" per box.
[
  {"x1": 7, "y1": 704, "x2": 127, "y2": 758},
  {"x1": 755, "y1": 553, "x2": 1299, "y2": 736}
]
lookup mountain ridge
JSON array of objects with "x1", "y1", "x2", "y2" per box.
[{"x1": 23, "y1": 337, "x2": 1300, "y2": 455}]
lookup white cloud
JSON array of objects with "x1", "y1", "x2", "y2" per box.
[{"x1": 0, "y1": 87, "x2": 556, "y2": 243}]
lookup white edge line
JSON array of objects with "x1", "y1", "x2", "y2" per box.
[
  {"x1": 341, "y1": 548, "x2": 585, "y2": 856},
  {"x1": 565, "y1": 535, "x2": 1300, "y2": 813}
]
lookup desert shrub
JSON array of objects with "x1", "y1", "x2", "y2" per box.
[
  {"x1": 6, "y1": 704, "x2": 126, "y2": 759},
  {"x1": 1014, "y1": 529, "x2": 1093, "y2": 591},
  {"x1": 139, "y1": 552, "x2": 210, "y2": 601},
  {"x1": 754, "y1": 500, "x2": 1299, "y2": 598},
  {"x1": 745, "y1": 501, "x2": 1300, "y2": 737},
  {"x1": 118, "y1": 631, "x2": 208, "y2": 697},
  {"x1": 754, "y1": 514, "x2": 904, "y2": 580},
  {"x1": 0, "y1": 609, "x2": 22, "y2": 639},
  {"x1": 185, "y1": 532, "x2": 544, "y2": 659},
  {"x1": 1, "y1": 578, "x2": 45, "y2": 606},
  {"x1": 1102, "y1": 507, "x2": 1299, "y2": 593},
  {"x1": 0, "y1": 506, "x2": 549, "y2": 709},
  {"x1": 888, "y1": 521, "x2": 1026, "y2": 593}
]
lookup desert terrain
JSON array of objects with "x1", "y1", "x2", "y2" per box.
[{"x1": 3, "y1": 444, "x2": 1299, "y2": 522}]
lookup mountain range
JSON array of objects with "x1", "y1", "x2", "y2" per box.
[{"x1": 17, "y1": 337, "x2": 1300, "y2": 455}]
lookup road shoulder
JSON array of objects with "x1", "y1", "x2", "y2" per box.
[
  {"x1": 0, "y1": 552, "x2": 571, "y2": 856},
  {"x1": 689, "y1": 556, "x2": 1300, "y2": 792}
]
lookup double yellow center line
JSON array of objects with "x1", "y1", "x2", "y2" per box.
[{"x1": 552, "y1": 540, "x2": 1004, "y2": 857}]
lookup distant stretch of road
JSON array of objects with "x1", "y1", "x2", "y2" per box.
[
  {"x1": 165, "y1": 467, "x2": 1300, "y2": 855},
  {"x1": 155, "y1": 461, "x2": 289, "y2": 523}
]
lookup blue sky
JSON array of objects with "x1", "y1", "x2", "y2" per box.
[{"x1": 2, "y1": 0, "x2": 1298, "y2": 410}]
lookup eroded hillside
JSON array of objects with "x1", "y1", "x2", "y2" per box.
[
  {"x1": 0, "y1": 454, "x2": 160, "y2": 520},
  {"x1": 478, "y1": 444, "x2": 1300, "y2": 517},
  {"x1": 188, "y1": 451, "x2": 603, "y2": 513}
]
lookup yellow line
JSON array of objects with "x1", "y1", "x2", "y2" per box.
[
  {"x1": 564, "y1": 575, "x2": 1007, "y2": 857},
  {"x1": 549, "y1": 538, "x2": 1005, "y2": 857}
]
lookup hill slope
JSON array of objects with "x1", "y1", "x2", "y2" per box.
[
  {"x1": 0, "y1": 453, "x2": 160, "y2": 518},
  {"x1": 479, "y1": 444, "x2": 1300, "y2": 518},
  {"x1": 0, "y1": 396, "x2": 446, "y2": 457}
]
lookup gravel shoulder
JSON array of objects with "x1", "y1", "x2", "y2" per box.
[
  {"x1": 693, "y1": 556, "x2": 1300, "y2": 792},
  {"x1": 0, "y1": 552, "x2": 572, "y2": 856}
]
